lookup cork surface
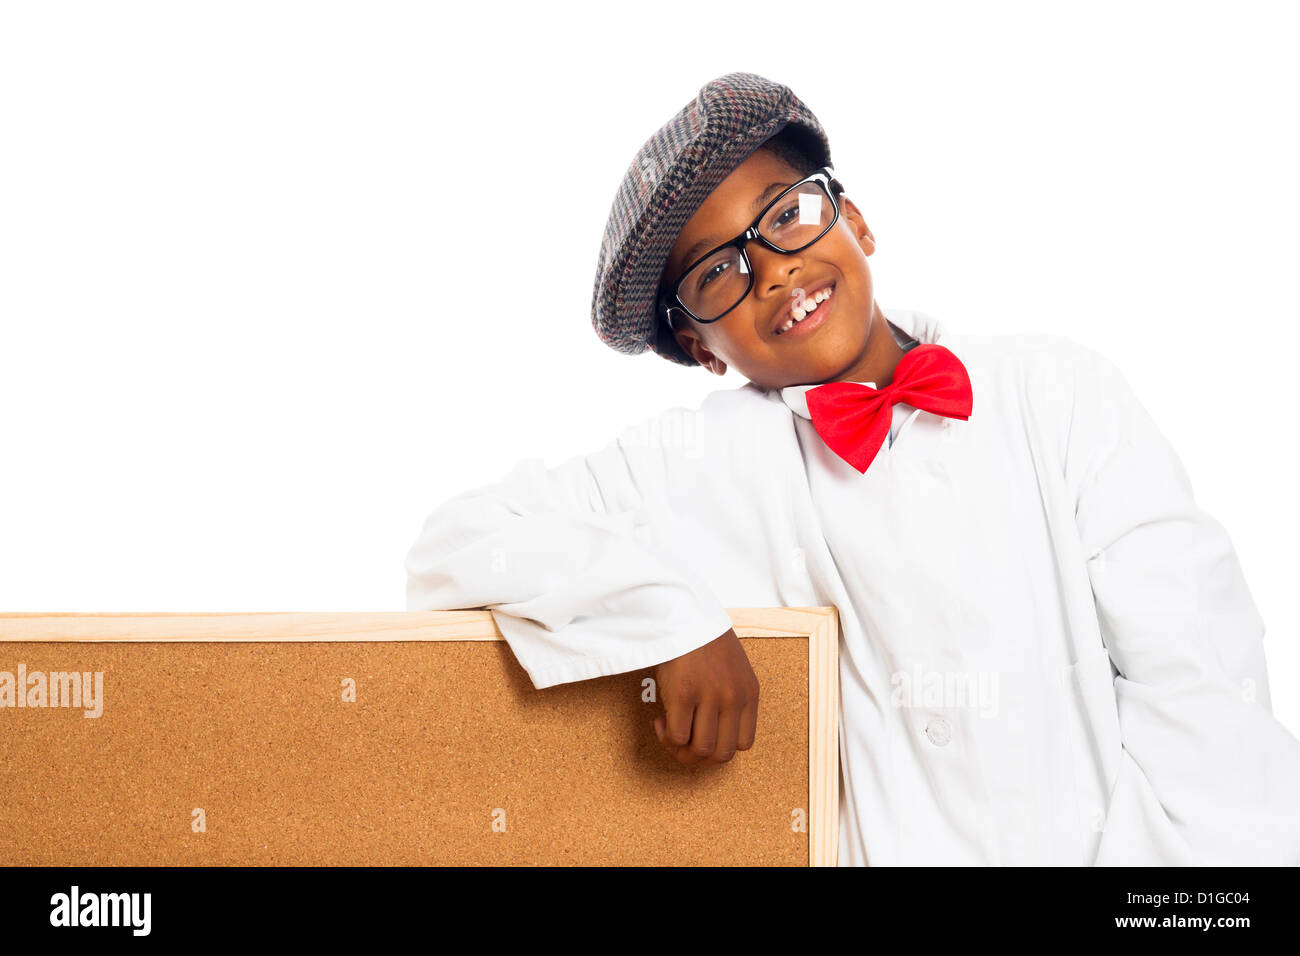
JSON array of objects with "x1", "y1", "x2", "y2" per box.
[{"x1": 0, "y1": 637, "x2": 809, "y2": 865}]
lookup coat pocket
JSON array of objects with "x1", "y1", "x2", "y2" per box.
[{"x1": 1059, "y1": 643, "x2": 1123, "y2": 863}]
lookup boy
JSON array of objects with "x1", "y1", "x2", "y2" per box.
[{"x1": 405, "y1": 72, "x2": 1300, "y2": 865}]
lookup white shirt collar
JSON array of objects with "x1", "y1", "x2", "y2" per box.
[{"x1": 775, "y1": 308, "x2": 946, "y2": 420}]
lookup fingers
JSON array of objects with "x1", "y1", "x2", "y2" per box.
[
  {"x1": 662, "y1": 693, "x2": 695, "y2": 750},
  {"x1": 660, "y1": 700, "x2": 746, "y2": 766},
  {"x1": 678, "y1": 702, "x2": 718, "y2": 765},
  {"x1": 651, "y1": 630, "x2": 759, "y2": 766},
  {"x1": 737, "y1": 697, "x2": 758, "y2": 751},
  {"x1": 702, "y1": 703, "x2": 740, "y2": 765}
]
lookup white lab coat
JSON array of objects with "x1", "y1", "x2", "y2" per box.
[{"x1": 405, "y1": 307, "x2": 1300, "y2": 866}]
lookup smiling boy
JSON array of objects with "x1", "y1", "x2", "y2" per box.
[
  {"x1": 656, "y1": 142, "x2": 903, "y2": 391},
  {"x1": 407, "y1": 72, "x2": 1300, "y2": 865}
]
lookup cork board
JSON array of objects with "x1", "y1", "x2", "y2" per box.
[{"x1": 0, "y1": 607, "x2": 839, "y2": 866}]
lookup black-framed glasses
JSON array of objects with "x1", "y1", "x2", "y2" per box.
[{"x1": 661, "y1": 166, "x2": 844, "y2": 330}]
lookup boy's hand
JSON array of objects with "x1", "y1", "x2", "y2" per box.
[{"x1": 652, "y1": 628, "x2": 759, "y2": 765}]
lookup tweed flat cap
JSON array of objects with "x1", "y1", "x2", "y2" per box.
[{"x1": 591, "y1": 72, "x2": 833, "y2": 367}]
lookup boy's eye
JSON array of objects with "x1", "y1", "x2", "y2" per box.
[
  {"x1": 697, "y1": 260, "x2": 729, "y2": 288},
  {"x1": 771, "y1": 201, "x2": 800, "y2": 229}
]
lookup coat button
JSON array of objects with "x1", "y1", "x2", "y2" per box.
[{"x1": 924, "y1": 717, "x2": 952, "y2": 747}]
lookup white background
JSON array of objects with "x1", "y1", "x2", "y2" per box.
[{"x1": 2, "y1": 1, "x2": 1296, "y2": 733}]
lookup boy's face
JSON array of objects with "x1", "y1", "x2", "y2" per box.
[{"x1": 661, "y1": 148, "x2": 891, "y2": 390}]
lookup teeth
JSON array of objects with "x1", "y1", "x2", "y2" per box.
[{"x1": 777, "y1": 285, "x2": 832, "y2": 335}]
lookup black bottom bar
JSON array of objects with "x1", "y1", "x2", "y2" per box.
[{"x1": 0, "y1": 865, "x2": 1290, "y2": 942}]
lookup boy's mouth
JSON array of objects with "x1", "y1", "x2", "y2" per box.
[{"x1": 771, "y1": 281, "x2": 835, "y2": 338}]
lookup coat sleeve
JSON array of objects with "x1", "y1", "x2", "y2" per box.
[
  {"x1": 403, "y1": 413, "x2": 737, "y2": 690},
  {"x1": 1065, "y1": 344, "x2": 1300, "y2": 865}
]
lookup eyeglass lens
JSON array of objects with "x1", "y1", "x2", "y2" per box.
[{"x1": 677, "y1": 182, "x2": 834, "y2": 321}]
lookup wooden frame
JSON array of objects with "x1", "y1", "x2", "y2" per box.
[{"x1": 0, "y1": 606, "x2": 840, "y2": 866}]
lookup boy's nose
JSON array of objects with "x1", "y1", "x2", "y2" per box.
[{"x1": 748, "y1": 247, "x2": 804, "y2": 296}]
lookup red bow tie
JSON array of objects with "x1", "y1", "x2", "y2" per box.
[{"x1": 804, "y1": 344, "x2": 974, "y2": 473}]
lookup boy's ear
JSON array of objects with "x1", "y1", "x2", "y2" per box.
[
  {"x1": 839, "y1": 194, "x2": 876, "y2": 254},
  {"x1": 673, "y1": 327, "x2": 728, "y2": 376}
]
